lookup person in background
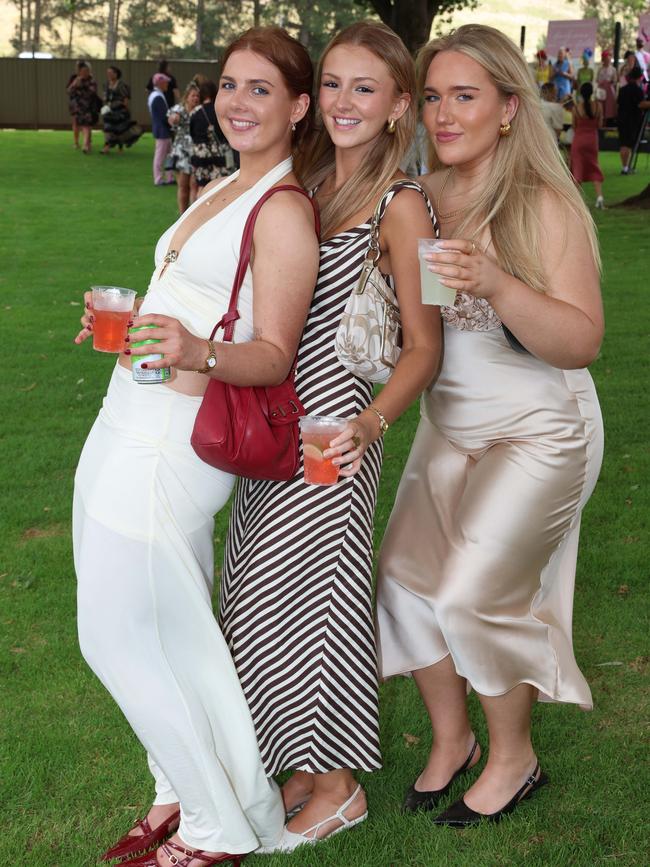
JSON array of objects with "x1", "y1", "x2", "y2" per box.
[
  {"x1": 534, "y1": 50, "x2": 550, "y2": 89},
  {"x1": 617, "y1": 65, "x2": 650, "y2": 174},
  {"x1": 189, "y1": 79, "x2": 232, "y2": 203},
  {"x1": 100, "y1": 65, "x2": 142, "y2": 154},
  {"x1": 552, "y1": 47, "x2": 574, "y2": 102},
  {"x1": 146, "y1": 58, "x2": 181, "y2": 109},
  {"x1": 571, "y1": 82, "x2": 604, "y2": 208},
  {"x1": 596, "y1": 50, "x2": 618, "y2": 125},
  {"x1": 148, "y1": 72, "x2": 175, "y2": 187},
  {"x1": 66, "y1": 61, "x2": 99, "y2": 154},
  {"x1": 540, "y1": 82, "x2": 564, "y2": 142},
  {"x1": 576, "y1": 49, "x2": 593, "y2": 91},
  {"x1": 619, "y1": 50, "x2": 641, "y2": 87},
  {"x1": 167, "y1": 80, "x2": 201, "y2": 213},
  {"x1": 634, "y1": 37, "x2": 649, "y2": 87}
]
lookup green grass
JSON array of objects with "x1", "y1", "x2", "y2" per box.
[{"x1": 1, "y1": 131, "x2": 648, "y2": 866}]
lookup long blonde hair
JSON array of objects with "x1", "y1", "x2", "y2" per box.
[
  {"x1": 417, "y1": 24, "x2": 600, "y2": 292},
  {"x1": 298, "y1": 21, "x2": 416, "y2": 237}
]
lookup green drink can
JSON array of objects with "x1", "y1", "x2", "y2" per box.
[{"x1": 130, "y1": 325, "x2": 171, "y2": 384}]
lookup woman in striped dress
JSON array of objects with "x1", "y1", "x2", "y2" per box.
[{"x1": 220, "y1": 22, "x2": 441, "y2": 852}]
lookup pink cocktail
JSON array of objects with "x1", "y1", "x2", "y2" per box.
[
  {"x1": 91, "y1": 286, "x2": 136, "y2": 353},
  {"x1": 299, "y1": 416, "x2": 348, "y2": 486}
]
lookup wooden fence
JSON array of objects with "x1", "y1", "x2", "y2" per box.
[{"x1": 0, "y1": 58, "x2": 221, "y2": 129}]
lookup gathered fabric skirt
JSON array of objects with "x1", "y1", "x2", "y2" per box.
[
  {"x1": 376, "y1": 326, "x2": 603, "y2": 710},
  {"x1": 73, "y1": 363, "x2": 284, "y2": 852}
]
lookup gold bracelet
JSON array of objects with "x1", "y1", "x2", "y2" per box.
[{"x1": 367, "y1": 406, "x2": 389, "y2": 436}]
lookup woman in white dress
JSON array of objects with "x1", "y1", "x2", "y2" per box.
[
  {"x1": 73, "y1": 27, "x2": 319, "y2": 867},
  {"x1": 377, "y1": 25, "x2": 604, "y2": 827}
]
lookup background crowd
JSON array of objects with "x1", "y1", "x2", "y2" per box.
[
  {"x1": 66, "y1": 57, "x2": 238, "y2": 214},
  {"x1": 533, "y1": 37, "x2": 650, "y2": 208}
]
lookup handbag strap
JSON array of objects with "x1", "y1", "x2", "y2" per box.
[
  {"x1": 209, "y1": 185, "x2": 321, "y2": 343},
  {"x1": 366, "y1": 180, "x2": 438, "y2": 264}
]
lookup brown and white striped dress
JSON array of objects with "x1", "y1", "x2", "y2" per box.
[{"x1": 220, "y1": 182, "x2": 431, "y2": 775}]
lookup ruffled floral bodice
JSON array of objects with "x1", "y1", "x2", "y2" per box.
[{"x1": 442, "y1": 292, "x2": 502, "y2": 331}]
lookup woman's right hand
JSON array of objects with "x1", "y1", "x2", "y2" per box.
[
  {"x1": 74, "y1": 294, "x2": 142, "y2": 344},
  {"x1": 74, "y1": 291, "x2": 95, "y2": 344}
]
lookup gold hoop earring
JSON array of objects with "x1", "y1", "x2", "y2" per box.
[
  {"x1": 387, "y1": 118, "x2": 396, "y2": 134},
  {"x1": 499, "y1": 121, "x2": 511, "y2": 137},
  {"x1": 291, "y1": 122, "x2": 296, "y2": 132}
]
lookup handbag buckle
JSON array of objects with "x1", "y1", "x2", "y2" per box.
[{"x1": 271, "y1": 400, "x2": 301, "y2": 419}]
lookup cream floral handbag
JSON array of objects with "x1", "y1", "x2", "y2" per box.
[{"x1": 334, "y1": 180, "x2": 436, "y2": 383}]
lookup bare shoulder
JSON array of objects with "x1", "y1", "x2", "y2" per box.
[
  {"x1": 384, "y1": 184, "x2": 431, "y2": 223},
  {"x1": 256, "y1": 186, "x2": 315, "y2": 230}
]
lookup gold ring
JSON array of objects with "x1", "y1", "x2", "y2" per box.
[
  {"x1": 352, "y1": 435, "x2": 361, "y2": 448},
  {"x1": 471, "y1": 241, "x2": 477, "y2": 255}
]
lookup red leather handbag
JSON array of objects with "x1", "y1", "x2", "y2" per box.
[{"x1": 190, "y1": 184, "x2": 319, "y2": 481}]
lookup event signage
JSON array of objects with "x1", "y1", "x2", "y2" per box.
[{"x1": 546, "y1": 19, "x2": 598, "y2": 58}]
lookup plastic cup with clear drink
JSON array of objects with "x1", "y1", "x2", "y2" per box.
[
  {"x1": 91, "y1": 286, "x2": 137, "y2": 353},
  {"x1": 299, "y1": 415, "x2": 349, "y2": 486},
  {"x1": 417, "y1": 239, "x2": 457, "y2": 307}
]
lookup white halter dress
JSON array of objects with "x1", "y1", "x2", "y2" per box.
[{"x1": 72, "y1": 159, "x2": 294, "y2": 853}]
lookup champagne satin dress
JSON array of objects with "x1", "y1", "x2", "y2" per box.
[{"x1": 376, "y1": 293, "x2": 603, "y2": 709}]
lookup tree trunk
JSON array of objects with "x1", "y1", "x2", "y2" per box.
[
  {"x1": 106, "y1": 0, "x2": 116, "y2": 57},
  {"x1": 33, "y1": 0, "x2": 41, "y2": 51},
  {"x1": 18, "y1": 0, "x2": 24, "y2": 52},
  {"x1": 26, "y1": 0, "x2": 33, "y2": 51},
  {"x1": 67, "y1": 8, "x2": 75, "y2": 57},
  {"x1": 370, "y1": 0, "x2": 435, "y2": 54},
  {"x1": 195, "y1": 0, "x2": 205, "y2": 54},
  {"x1": 253, "y1": 0, "x2": 262, "y2": 28}
]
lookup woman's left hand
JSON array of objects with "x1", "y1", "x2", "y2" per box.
[
  {"x1": 126, "y1": 313, "x2": 205, "y2": 371},
  {"x1": 426, "y1": 239, "x2": 505, "y2": 300},
  {"x1": 323, "y1": 415, "x2": 375, "y2": 478}
]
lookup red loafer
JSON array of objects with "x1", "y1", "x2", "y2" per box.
[{"x1": 101, "y1": 808, "x2": 181, "y2": 862}]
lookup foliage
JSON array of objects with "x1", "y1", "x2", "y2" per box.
[
  {"x1": 121, "y1": 0, "x2": 174, "y2": 58},
  {"x1": 369, "y1": 0, "x2": 478, "y2": 53},
  {"x1": 570, "y1": 0, "x2": 648, "y2": 52},
  {"x1": 8, "y1": 0, "x2": 480, "y2": 59}
]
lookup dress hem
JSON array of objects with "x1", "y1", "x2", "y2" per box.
[{"x1": 381, "y1": 654, "x2": 593, "y2": 711}]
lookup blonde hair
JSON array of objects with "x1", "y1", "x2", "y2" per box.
[
  {"x1": 298, "y1": 21, "x2": 416, "y2": 237},
  {"x1": 417, "y1": 24, "x2": 600, "y2": 292}
]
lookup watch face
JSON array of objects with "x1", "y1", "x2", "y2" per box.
[{"x1": 207, "y1": 356, "x2": 217, "y2": 368}]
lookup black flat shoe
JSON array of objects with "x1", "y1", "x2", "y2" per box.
[
  {"x1": 403, "y1": 740, "x2": 480, "y2": 813},
  {"x1": 432, "y1": 762, "x2": 549, "y2": 827}
]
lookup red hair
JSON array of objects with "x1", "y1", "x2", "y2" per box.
[{"x1": 221, "y1": 27, "x2": 314, "y2": 149}]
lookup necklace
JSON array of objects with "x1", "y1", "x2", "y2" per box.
[
  {"x1": 436, "y1": 167, "x2": 467, "y2": 221},
  {"x1": 204, "y1": 178, "x2": 253, "y2": 207}
]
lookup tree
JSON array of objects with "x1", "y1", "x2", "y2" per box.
[
  {"x1": 121, "y1": 0, "x2": 174, "y2": 58},
  {"x1": 263, "y1": 0, "x2": 374, "y2": 55},
  {"x1": 368, "y1": 0, "x2": 477, "y2": 54},
  {"x1": 570, "y1": 0, "x2": 648, "y2": 52}
]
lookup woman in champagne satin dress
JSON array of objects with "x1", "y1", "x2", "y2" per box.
[{"x1": 376, "y1": 25, "x2": 604, "y2": 827}]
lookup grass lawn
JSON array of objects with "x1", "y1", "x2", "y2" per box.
[{"x1": 0, "y1": 131, "x2": 648, "y2": 867}]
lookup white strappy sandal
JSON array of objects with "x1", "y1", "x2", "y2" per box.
[{"x1": 258, "y1": 785, "x2": 367, "y2": 854}]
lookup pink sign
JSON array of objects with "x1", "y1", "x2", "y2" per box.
[
  {"x1": 546, "y1": 19, "x2": 598, "y2": 58},
  {"x1": 639, "y1": 14, "x2": 650, "y2": 43}
]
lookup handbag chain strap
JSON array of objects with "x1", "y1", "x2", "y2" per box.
[
  {"x1": 209, "y1": 185, "x2": 320, "y2": 345},
  {"x1": 356, "y1": 180, "x2": 433, "y2": 298},
  {"x1": 365, "y1": 179, "x2": 431, "y2": 266}
]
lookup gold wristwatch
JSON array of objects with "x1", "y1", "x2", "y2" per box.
[
  {"x1": 367, "y1": 406, "x2": 389, "y2": 436},
  {"x1": 196, "y1": 339, "x2": 217, "y2": 374}
]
